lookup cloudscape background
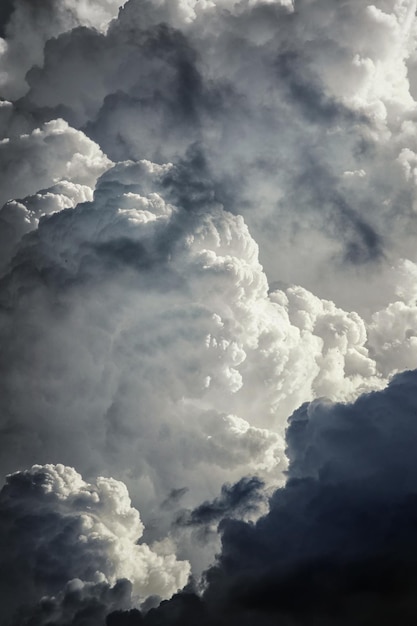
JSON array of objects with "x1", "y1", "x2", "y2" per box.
[{"x1": 2, "y1": 0, "x2": 417, "y2": 623}]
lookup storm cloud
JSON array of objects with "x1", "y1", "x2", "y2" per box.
[
  {"x1": 2, "y1": 0, "x2": 417, "y2": 624},
  {"x1": 109, "y1": 368, "x2": 417, "y2": 625}
]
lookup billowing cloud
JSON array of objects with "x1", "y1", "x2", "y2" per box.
[
  {"x1": 108, "y1": 367, "x2": 417, "y2": 625},
  {"x1": 0, "y1": 0, "x2": 127, "y2": 99},
  {"x1": 0, "y1": 157, "x2": 400, "y2": 521},
  {"x1": 6, "y1": 0, "x2": 416, "y2": 308},
  {"x1": 19, "y1": 579, "x2": 134, "y2": 626},
  {"x1": 2, "y1": 0, "x2": 417, "y2": 624},
  {"x1": 1, "y1": 153, "x2": 417, "y2": 607},
  {"x1": 0, "y1": 463, "x2": 189, "y2": 625},
  {"x1": 0, "y1": 118, "x2": 111, "y2": 271},
  {"x1": 0, "y1": 119, "x2": 110, "y2": 206}
]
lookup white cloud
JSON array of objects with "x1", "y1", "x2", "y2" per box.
[
  {"x1": 0, "y1": 463, "x2": 190, "y2": 624},
  {"x1": 14, "y1": 0, "x2": 417, "y2": 309},
  {"x1": 0, "y1": 118, "x2": 111, "y2": 272},
  {"x1": 0, "y1": 119, "x2": 111, "y2": 207},
  {"x1": 2, "y1": 1, "x2": 417, "y2": 622},
  {"x1": 0, "y1": 158, "x2": 405, "y2": 531}
]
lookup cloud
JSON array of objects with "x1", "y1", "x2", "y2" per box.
[
  {"x1": 108, "y1": 367, "x2": 417, "y2": 625},
  {"x1": 9, "y1": 0, "x2": 417, "y2": 308},
  {"x1": 0, "y1": 463, "x2": 189, "y2": 625},
  {"x1": 202, "y1": 367, "x2": 417, "y2": 623},
  {"x1": 1, "y1": 151, "x2": 416, "y2": 572},
  {"x1": 0, "y1": 158, "x2": 285, "y2": 515},
  {"x1": 2, "y1": 0, "x2": 417, "y2": 623},
  {"x1": 0, "y1": 0, "x2": 127, "y2": 99},
  {"x1": 176, "y1": 476, "x2": 266, "y2": 528},
  {"x1": 0, "y1": 118, "x2": 111, "y2": 206},
  {"x1": 0, "y1": 156, "x2": 398, "y2": 524},
  {"x1": 18, "y1": 579, "x2": 134, "y2": 626},
  {"x1": 0, "y1": 117, "x2": 111, "y2": 273}
]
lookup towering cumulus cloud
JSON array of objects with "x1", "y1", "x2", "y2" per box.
[{"x1": 1, "y1": 0, "x2": 417, "y2": 624}]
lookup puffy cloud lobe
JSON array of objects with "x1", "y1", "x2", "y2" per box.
[
  {"x1": 0, "y1": 180, "x2": 94, "y2": 275},
  {"x1": 0, "y1": 464, "x2": 190, "y2": 625},
  {"x1": 0, "y1": 119, "x2": 111, "y2": 207},
  {"x1": 0, "y1": 117, "x2": 111, "y2": 272},
  {"x1": 0, "y1": 0, "x2": 127, "y2": 99},
  {"x1": 366, "y1": 259, "x2": 417, "y2": 376}
]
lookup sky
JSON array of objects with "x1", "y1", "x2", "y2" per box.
[{"x1": 1, "y1": 0, "x2": 417, "y2": 624}]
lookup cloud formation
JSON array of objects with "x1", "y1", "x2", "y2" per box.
[
  {"x1": 0, "y1": 463, "x2": 189, "y2": 625},
  {"x1": 0, "y1": 156, "x2": 402, "y2": 523},
  {"x1": 6, "y1": 0, "x2": 417, "y2": 305},
  {"x1": 2, "y1": 0, "x2": 417, "y2": 623},
  {"x1": 108, "y1": 368, "x2": 417, "y2": 625},
  {"x1": 0, "y1": 0, "x2": 125, "y2": 99}
]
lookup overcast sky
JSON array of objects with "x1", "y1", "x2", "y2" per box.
[{"x1": 2, "y1": 1, "x2": 417, "y2": 624}]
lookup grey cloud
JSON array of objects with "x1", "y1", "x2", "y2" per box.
[
  {"x1": 161, "y1": 488, "x2": 189, "y2": 511},
  {"x1": 0, "y1": 0, "x2": 14, "y2": 38},
  {"x1": 110, "y1": 367, "x2": 417, "y2": 625},
  {"x1": 3, "y1": 1, "x2": 417, "y2": 623},
  {"x1": 16, "y1": 579, "x2": 133, "y2": 626},
  {"x1": 1, "y1": 153, "x2": 402, "y2": 607},
  {"x1": 12, "y1": 0, "x2": 413, "y2": 304},
  {"x1": 0, "y1": 464, "x2": 189, "y2": 625},
  {"x1": 176, "y1": 476, "x2": 265, "y2": 527},
  {"x1": 0, "y1": 0, "x2": 126, "y2": 100},
  {"x1": 208, "y1": 368, "x2": 417, "y2": 620}
]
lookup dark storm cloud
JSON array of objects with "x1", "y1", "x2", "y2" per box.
[
  {"x1": 109, "y1": 367, "x2": 417, "y2": 625},
  {"x1": 16, "y1": 579, "x2": 133, "y2": 626},
  {"x1": 0, "y1": 464, "x2": 189, "y2": 625},
  {"x1": 176, "y1": 476, "x2": 265, "y2": 527},
  {"x1": 210, "y1": 368, "x2": 417, "y2": 623},
  {"x1": 0, "y1": 0, "x2": 14, "y2": 38},
  {"x1": 3, "y1": 1, "x2": 417, "y2": 624}
]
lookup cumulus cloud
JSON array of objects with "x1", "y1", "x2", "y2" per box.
[
  {"x1": 202, "y1": 367, "x2": 417, "y2": 623},
  {"x1": 0, "y1": 118, "x2": 111, "y2": 205},
  {"x1": 8, "y1": 0, "x2": 417, "y2": 308},
  {"x1": 0, "y1": 463, "x2": 189, "y2": 625},
  {"x1": 108, "y1": 367, "x2": 417, "y2": 625},
  {"x1": 0, "y1": 158, "x2": 283, "y2": 508},
  {"x1": 0, "y1": 157, "x2": 399, "y2": 520},
  {"x1": 2, "y1": 0, "x2": 417, "y2": 623},
  {"x1": 19, "y1": 578, "x2": 133, "y2": 626},
  {"x1": 0, "y1": 117, "x2": 111, "y2": 272},
  {"x1": 1, "y1": 153, "x2": 417, "y2": 584},
  {"x1": 0, "y1": 0, "x2": 127, "y2": 99}
]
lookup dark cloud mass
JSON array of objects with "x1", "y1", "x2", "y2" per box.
[
  {"x1": 108, "y1": 370, "x2": 417, "y2": 625},
  {"x1": 2, "y1": 0, "x2": 417, "y2": 624}
]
